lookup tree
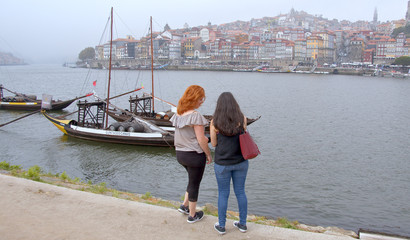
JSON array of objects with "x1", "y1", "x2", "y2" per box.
[
  {"x1": 393, "y1": 56, "x2": 410, "y2": 66},
  {"x1": 392, "y1": 24, "x2": 410, "y2": 38},
  {"x1": 78, "y1": 47, "x2": 95, "y2": 61}
]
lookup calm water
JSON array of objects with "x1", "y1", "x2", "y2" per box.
[{"x1": 1, "y1": 64, "x2": 410, "y2": 236}]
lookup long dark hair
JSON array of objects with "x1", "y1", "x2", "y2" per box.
[{"x1": 212, "y1": 92, "x2": 244, "y2": 136}]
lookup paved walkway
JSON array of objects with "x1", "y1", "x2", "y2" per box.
[{"x1": 0, "y1": 174, "x2": 354, "y2": 240}]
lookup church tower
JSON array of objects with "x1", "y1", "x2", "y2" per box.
[
  {"x1": 406, "y1": 0, "x2": 410, "y2": 23},
  {"x1": 373, "y1": 8, "x2": 378, "y2": 24}
]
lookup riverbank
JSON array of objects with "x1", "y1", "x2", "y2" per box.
[
  {"x1": 0, "y1": 161, "x2": 360, "y2": 239},
  {"x1": 0, "y1": 172, "x2": 358, "y2": 240}
]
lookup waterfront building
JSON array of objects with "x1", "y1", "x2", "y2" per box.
[
  {"x1": 103, "y1": 43, "x2": 117, "y2": 60},
  {"x1": 261, "y1": 39, "x2": 276, "y2": 59},
  {"x1": 294, "y1": 39, "x2": 307, "y2": 62},
  {"x1": 314, "y1": 31, "x2": 336, "y2": 63},
  {"x1": 274, "y1": 38, "x2": 294, "y2": 60},
  {"x1": 182, "y1": 37, "x2": 202, "y2": 59},
  {"x1": 200, "y1": 28, "x2": 210, "y2": 42},
  {"x1": 169, "y1": 40, "x2": 181, "y2": 60},
  {"x1": 348, "y1": 37, "x2": 365, "y2": 63},
  {"x1": 396, "y1": 33, "x2": 406, "y2": 57},
  {"x1": 363, "y1": 49, "x2": 375, "y2": 64},
  {"x1": 386, "y1": 38, "x2": 397, "y2": 59},
  {"x1": 219, "y1": 39, "x2": 233, "y2": 60},
  {"x1": 375, "y1": 36, "x2": 390, "y2": 60},
  {"x1": 95, "y1": 45, "x2": 104, "y2": 60},
  {"x1": 135, "y1": 38, "x2": 149, "y2": 59},
  {"x1": 306, "y1": 36, "x2": 324, "y2": 63},
  {"x1": 233, "y1": 42, "x2": 249, "y2": 60}
]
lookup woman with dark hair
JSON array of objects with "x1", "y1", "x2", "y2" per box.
[
  {"x1": 170, "y1": 85, "x2": 212, "y2": 223},
  {"x1": 210, "y1": 92, "x2": 248, "y2": 235}
]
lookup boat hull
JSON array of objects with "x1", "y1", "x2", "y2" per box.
[
  {"x1": 64, "y1": 125, "x2": 174, "y2": 147},
  {"x1": 43, "y1": 111, "x2": 174, "y2": 147},
  {"x1": 0, "y1": 99, "x2": 75, "y2": 111}
]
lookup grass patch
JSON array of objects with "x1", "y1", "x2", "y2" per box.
[
  {"x1": 89, "y1": 182, "x2": 108, "y2": 194},
  {"x1": 23, "y1": 165, "x2": 42, "y2": 181},
  {"x1": 276, "y1": 217, "x2": 299, "y2": 229},
  {"x1": 0, "y1": 161, "x2": 21, "y2": 171},
  {"x1": 60, "y1": 171, "x2": 70, "y2": 181},
  {"x1": 141, "y1": 192, "x2": 152, "y2": 200}
]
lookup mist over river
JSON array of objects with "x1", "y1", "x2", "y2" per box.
[{"x1": 1, "y1": 64, "x2": 409, "y2": 236}]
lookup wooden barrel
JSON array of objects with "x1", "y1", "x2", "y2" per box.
[
  {"x1": 155, "y1": 112, "x2": 166, "y2": 119},
  {"x1": 27, "y1": 95, "x2": 37, "y2": 100},
  {"x1": 108, "y1": 122, "x2": 120, "y2": 131},
  {"x1": 163, "y1": 111, "x2": 175, "y2": 120},
  {"x1": 118, "y1": 122, "x2": 131, "y2": 132},
  {"x1": 127, "y1": 123, "x2": 144, "y2": 132}
]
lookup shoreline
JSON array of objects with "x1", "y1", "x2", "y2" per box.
[
  {"x1": 0, "y1": 162, "x2": 358, "y2": 239},
  {"x1": 0, "y1": 172, "x2": 359, "y2": 240}
]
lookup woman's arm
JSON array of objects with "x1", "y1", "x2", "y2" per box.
[
  {"x1": 210, "y1": 120, "x2": 218, "y2": 147},
  {"x1": 243, "y1": 115, "x2": 247, "y2": 131},
  {"x1": 194, "y1": 125, "x2": 212, "y2": 164}
]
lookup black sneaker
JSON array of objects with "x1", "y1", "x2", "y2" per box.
[
  {"x1": 233, "y1": 221, "x2": 247, "y2": 233},
  {"x1": 214, "y1": 222, "x2": 226, "y2": 235},
  {"x1": 178, "y1": 204, "x2": 189, "y2": 215},
  {"x1": 187, "y1": 211, "x2": 204, "y2": 223}
]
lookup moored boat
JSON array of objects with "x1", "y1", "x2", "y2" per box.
[
  {"x1": 43, "y1": 9, "x2": 175, "y2": 147},
  {"x1": 0, "y1": 85, "x2": 76, "y2": 111}
]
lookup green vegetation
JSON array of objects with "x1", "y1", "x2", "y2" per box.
[
  {"x1": 393, "y1": 56, "x2": 410, "y2": 66},
  {"x1": 78, "y1": 47, "x2": 95, "y2": 61},
  {"x1": 392, "y1": 24, "x2": 410, "y2": 38},
  {"x1": 24, "y1": 165, "x2": 42, "y2": 181},
  {"x1": 0, "y1": 161, "x2": 21, "y2": 171},
  {"x1": 89, "y1": 182, "x2": 108, "y2": 194},
  {"x1": 276, "y1": 217, "x2": 299, "y2": 229},
  {"x1": 0, "y1": 161, "x2": 310, "y2": 234},
  {"x1": 142, "y1": 192, "x2": 153, "y2": 200}
]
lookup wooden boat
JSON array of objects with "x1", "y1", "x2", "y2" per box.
[
  {"x1": 42, "y1": 107, "x2": 174, "y2": 147},
  {"x1": 0, "y1": 85, "x2": 76, "y2": 111},
  {"x1": 106, "y1": 93, "x2": 260, "y2": 131},
  {"x1": 108, "y1": 105, "x2": 260, "y2": 132},
  {"x1": 43, "y1": 9, "x2": 174, "y2": 147}
]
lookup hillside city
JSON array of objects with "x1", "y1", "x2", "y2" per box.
[{"x1": 90, "y1": 2, "x2": 410, "y2": 73}]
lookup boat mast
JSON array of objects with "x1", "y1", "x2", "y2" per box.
[
  {"x1": 150, "y1": 16, "x2": 155, "y2": 115},
  {"x1": 105, "y1": 7, "x2": 114, "y2": 128}
]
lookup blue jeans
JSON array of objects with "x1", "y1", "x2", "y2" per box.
[{"x1": 214, "y1": 160, "x2": 248, "y2": 227}]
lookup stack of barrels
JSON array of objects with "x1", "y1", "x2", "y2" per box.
[
  {"x1": 108, "y1": 122, "x2": 145, "y2": 132},
  {"x1": 1, "y1": 95, "x2": 37, "y2": 102},
  {"x1": 155, "y1": 110, "x2": 175, "y2": 120}
]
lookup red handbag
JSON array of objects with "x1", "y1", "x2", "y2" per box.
[{"x1": 239, "y1": 131, "x2": 260, "y2": 159}]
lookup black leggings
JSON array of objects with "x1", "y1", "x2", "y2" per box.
[{"x1": 176, "y1": 151, "x2": 206, "y2": 202}]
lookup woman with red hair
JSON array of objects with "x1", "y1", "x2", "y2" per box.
[{"x1": 170, "y1": 85, "x2": 212, "y2": 223}]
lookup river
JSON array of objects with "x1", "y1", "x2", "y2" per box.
[{"x1": 1, "y1": 64, "x2": 409, "y2": 237}]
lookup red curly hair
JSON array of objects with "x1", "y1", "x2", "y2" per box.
[{"x1": 177, "y1": 85, "x2": 205, "y2": 115}]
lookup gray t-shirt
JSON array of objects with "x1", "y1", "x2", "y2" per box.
[{"x1": 170, "y1": 111, "x2": 208, "y2": 153}]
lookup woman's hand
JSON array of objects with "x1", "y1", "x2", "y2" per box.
[{"x1": 206, "y1": 154, "x2": 212, "y2": 164}]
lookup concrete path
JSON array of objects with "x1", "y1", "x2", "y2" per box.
[{"x1": 0, "y1": 174, "x2": 354, "y2": 240}]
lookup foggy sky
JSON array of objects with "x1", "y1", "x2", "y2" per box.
[{"x1": 0, "y1": 0, "x2": 407, "y2": 63}]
